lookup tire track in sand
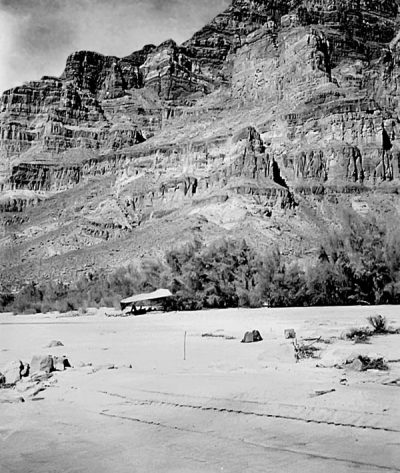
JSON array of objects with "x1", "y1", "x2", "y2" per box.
[
  {"x1": 99, "y1": 409, "x2": 400, "y2": 473},
  {"x1": 98, "y1": 390, "x2": 400, "y2": 433}
]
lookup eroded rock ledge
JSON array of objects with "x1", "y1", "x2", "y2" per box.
[{"x1": 2, "y1": 0, "x2": 400, "y2": 284}]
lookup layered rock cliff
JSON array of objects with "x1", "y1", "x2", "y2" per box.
[{"x1": 1, "y1": 0, "x2": 400, "y2": 286}]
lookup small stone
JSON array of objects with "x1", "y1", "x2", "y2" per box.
[
  {"x1": 31, "y1": 355, "x2": 54, "y2": 374},
  {"x1": 2, "y1": 360, "x2": 23, "y2": 385},
  {"x1": 46, "y1": 340, "x2": 64, "y2": 348},
  {"x1": 284, "y1": 329, "x2": 296, "y2": 339},
  {"x1": 348, "y1": 358, "x2": 364, "y2": 372},
  {"x1": 116, "y1": 364, "x2": 133, "y2": 369},
  {"x1": 53, "y1": 356, "x2": 71, "y2": 371},
  {"x1": 92, "y1": 364, "x2": 115, "y2": 372},
  {"x1": 76, "y1": 362, "x2": 92, "y2": 368}
]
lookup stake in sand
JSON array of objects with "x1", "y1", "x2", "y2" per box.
[{"x1": 184, "y1": 331, "x2": 187, "y2": 361}]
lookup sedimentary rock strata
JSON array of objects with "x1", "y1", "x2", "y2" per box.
[{"x1": 1, "y1": 0, "x2": 400, "y2": 285}]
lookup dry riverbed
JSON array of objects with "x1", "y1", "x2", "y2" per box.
[{"x1": 1, "y1": 306, "x2": 399, "y2": 473}]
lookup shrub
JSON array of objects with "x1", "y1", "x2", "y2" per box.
[
  {"x1": 344, "y1": 327, "x2": 371, "y2": 343},
  {"x1": 165, "y1": 238, "x2": 272, "y2": 309},
  {"x1": 3, "y1": 209, "x2": 400, "y2": 313},
  {"x1": 367, "y1": 315, "x2": 388, "y2": 334},
  {"x1": 0, "y1": 293, "x2": 14, "y2": 309}
]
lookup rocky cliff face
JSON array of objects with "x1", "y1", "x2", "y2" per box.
[
  {"x1": 229, "y1": 1, "x2": 400, "y2": 188},
  {"x1": 1, "y1": 0, "x2": 400, "y2": 286}
]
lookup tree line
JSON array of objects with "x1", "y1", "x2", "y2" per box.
[{"x1": 2, "y1": 209, "x2": 400, "y2": 314}]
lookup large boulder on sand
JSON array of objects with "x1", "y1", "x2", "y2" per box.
[
  {"x1": 2, "y1": 360, "x2": 23, "y2": 384},
  {"x1": 241, "y1": 330, "x2": 263, "y2": 343},
  {"x1": 30, "y1": 355, "x2": 54, "y2": 374}
]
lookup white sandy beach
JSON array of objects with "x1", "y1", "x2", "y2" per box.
[{"x1": 1, "y1": 306, "x2": 399, "y2": 473}]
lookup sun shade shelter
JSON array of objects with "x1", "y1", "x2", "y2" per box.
[{"x1": 120, "y1": 289, "x2": 173, "y2": 311}]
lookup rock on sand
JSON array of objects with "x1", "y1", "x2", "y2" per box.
[
  {"x1": 30, "y1": 355, "x2": 54, "y2": 374},
  {"x1": 46, "y1": 340, "x2": 64, "y2": 348},
  {"x1": 2, "y1": 360, "x2": 23, "y2": 385}
]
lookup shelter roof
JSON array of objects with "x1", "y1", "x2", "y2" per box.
[{"x1": 121, "y1": 289, "x2": 172, "y2": 305}]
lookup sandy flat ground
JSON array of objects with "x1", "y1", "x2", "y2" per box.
[{"x1": 0, "y1": 305, "x2": 400, "y2": 473}]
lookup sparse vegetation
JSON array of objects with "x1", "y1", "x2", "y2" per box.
[
  {"x1": 344, "y1": 327, "x2": 371, "y2": 343},
  {"x1": 293, "y1": 339, "x2": 321, "y2": 362},
  {"x1": 367, "y1": 315, "x2": 388, "y2": 334},
  {"x1": 201, "y1": 333, "x2": 236, "y2": 340},
  {"x1": 345, "y1": 355, "x2": 389, "y2": 371},
  {"x1": 3, "y1": 211, "x2": 400, "y2": 314},
  {"x1": 344, "y1": 314, "x2": 400, "y2": 343}
]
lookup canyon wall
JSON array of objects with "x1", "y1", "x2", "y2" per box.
[{"x1": 2, "y1": 0, "x2": 400, "y2": 285}]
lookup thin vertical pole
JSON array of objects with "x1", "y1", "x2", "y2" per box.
[{"x1": 184, "y1": 331, "x2": 187, "y2": 361}]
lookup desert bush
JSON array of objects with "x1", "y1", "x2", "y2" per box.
[
  {"x1": 165, "y1": 238, "x2": 273, "y2": 309},
  {"x1": 313, "y1": 210, "x2": 400, "y2": 306},
  {"x1": 162, "y1": 294, "x2": 203, "y2": 312},
  {"x1": 0, "y1": 293, "x2": 14, "y2": 309},
  {"x1": 367, "y1": 315, "x2": 388, "y2": 334},
  {"x1": 344, "y1": 327, "x2": 371, "y2": 343},
  {"x1": 55, "y1": 298, "x2": 77, "y2": 313},
  {"x1": 1, "y1": 258, "x2": 167, "y2": 314},
  {"x1": 305, "y1": 259, "x2": 352, "y2": 306},
  {"x1": 22, "y1": 306, "x2": 41, "y2": 315},
  {"x1": 78, "y1": 305, "x2": 88, "y2": 316},
  {"x1": 11, "y1": 282, "x2": 43, "y2": 314},
  {"x1": 3, "y1": 209, "x2": 400, "y2": 313},
  {"x1": 344, "y1": 315, "x2": 397, "y2": 342},
  {"x1": 293, "y1": 339, "x2": 321, "y2": 361},
  {"x1": 267, "y1": 263, "x2": 307, "y2": 307}
]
